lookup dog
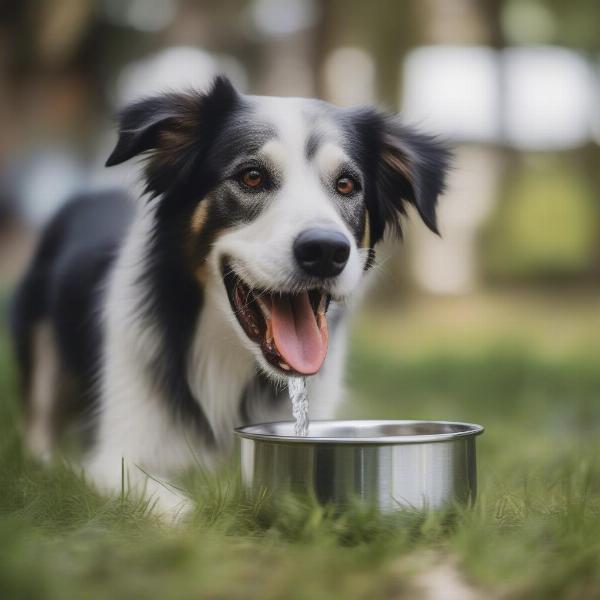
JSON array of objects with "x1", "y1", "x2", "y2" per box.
[{"x1": 10, "y1": 76, "x2": 450, "y2": 518}]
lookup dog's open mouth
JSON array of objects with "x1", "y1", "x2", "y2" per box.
[{"x1": 222, "y1": 263, "x2": 330, "y2": 376}]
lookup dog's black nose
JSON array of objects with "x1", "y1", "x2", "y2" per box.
[{"x1": 294, "y1": 228, "x2": 351, "y2": 278}]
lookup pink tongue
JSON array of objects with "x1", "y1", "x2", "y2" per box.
[{"x1": 270, "y1": 293, "x2": 328, "y2": 375}]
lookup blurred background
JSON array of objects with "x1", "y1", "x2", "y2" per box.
[
  {"x1": 0, "y1": 3, "x2": 600, "y2": 596},
  {"x1": 1, "y1": 0, "x2": 600, "y2": 353}
]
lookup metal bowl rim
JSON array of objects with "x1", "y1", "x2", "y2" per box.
[{"x1": 235, "y1": 419, "x2": 484, "y2": 445}]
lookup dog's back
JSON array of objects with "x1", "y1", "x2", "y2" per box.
[{"x1": 10, "y1": 190, "x2": 134, "y2": 455}]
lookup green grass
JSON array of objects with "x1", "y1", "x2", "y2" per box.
[{"x1": 2, "y1": 293, "x2": 600, "y2": 599}]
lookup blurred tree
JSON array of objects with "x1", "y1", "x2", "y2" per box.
[
  {"x1": 536, "y1": 0, "x2": 600, "y2": 277},
  {"x1": 484, "y1": 157, "x2": 598, "y2": 282},
  {"x1": 317, "y1": 0, "x2": 419, "y2": 107}
]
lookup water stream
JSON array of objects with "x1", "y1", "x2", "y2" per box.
[{"x1": 288, "y1": 376, "x2": 309, "y2": 437}]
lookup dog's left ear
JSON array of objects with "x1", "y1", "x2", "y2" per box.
[{"x1": 371, "y1": 117, "x2": 452, "y2": 243}]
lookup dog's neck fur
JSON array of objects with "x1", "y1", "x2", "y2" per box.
[{"x1": 186, "y1": 281, "x2": 257, "y2": 448}]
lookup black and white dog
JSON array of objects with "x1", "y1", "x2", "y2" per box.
[{"x1": 11, "y1": 76, "x2": 450, "y2": 517}]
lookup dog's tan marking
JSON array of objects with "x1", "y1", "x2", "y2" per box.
[
  {"x1": 191, "y1": 201, "x2": 210, "y2": 234},
  {"x1": 189, "y1": 199, "x2": 213, "y2": 284},
  {"x1": 159, "y1": 128, "x2": 189, "y2": 151},
  {"x1": 190, "y1": 219, "x2": 231, "y2": 286},
  {"x1": 149, "y1": 100, "x2": 203, "y2": 171},
  {"x1": 194, "y1": 264, "x2": 209, "y2": 283},
  {"x1": 382, "y1": 143, "x2": 414, "y2": 186},
  {"x1": 26, "y1": 320, "x2": 59, "y2": 461},
  {"x1": 361, "y1": 209, "x2": 371, "y2": 248}
]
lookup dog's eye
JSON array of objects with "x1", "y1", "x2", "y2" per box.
[
  {"x1": 336, "y1": 176, "x2": 355, "y2": 195},
  {"x1": 240, "y1": 168, "x2": 265, "y2": 190}
]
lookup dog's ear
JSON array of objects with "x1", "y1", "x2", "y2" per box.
[
  {"x1": 367, "y1": 116, "x2": 451, "y2": 244},
  {"x1": 105, "y1": 76, "x2": 240, "y2": 192}
]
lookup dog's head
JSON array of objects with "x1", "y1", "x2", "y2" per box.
[{"x1": 107, "y1": 76, "x2": 450, "y2": 380}]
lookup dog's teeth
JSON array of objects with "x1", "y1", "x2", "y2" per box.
[{"x1": 279, "y1": 362, "x2": 290, "y2": 371}]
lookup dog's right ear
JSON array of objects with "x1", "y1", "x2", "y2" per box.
[{"x1": 105, "y1": 75, "x2": 240, "y2": 168}]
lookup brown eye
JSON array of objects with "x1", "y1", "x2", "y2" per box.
[
  {"x1": 241, "y1": 169, "x2": 264, "y2": 189},
  {"x1": 336, "y1": 176, "x2": 355, "y2": 195}
]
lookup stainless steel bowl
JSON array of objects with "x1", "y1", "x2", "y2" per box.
[{"x1": 235, "y1": 420, "x2": 484, "y2": 512}]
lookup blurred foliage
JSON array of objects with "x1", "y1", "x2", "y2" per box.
[
  {"x1": 542, "y1": 0, "x2": 600, "y2": 50},
  {"x1": 503, "y1": 0, "x2": 600, "y2": 48},
  {"x1": 483, "y1": 157, "x2": 598, "y2": 282}
]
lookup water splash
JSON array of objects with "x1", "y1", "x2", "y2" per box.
[{"x1": 288, "y1": 376, "x2": 309, "y2": 437}]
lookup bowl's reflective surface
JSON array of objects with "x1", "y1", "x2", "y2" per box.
[
  {"x1": 237, "y1": 419, "x2": 483, "y2": 444},
  {"x1": 236, "y1": 420, "x2": 484, "y2": 512}
]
